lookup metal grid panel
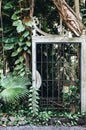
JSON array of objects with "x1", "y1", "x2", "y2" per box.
[{"x1": 36, "y1": 42, "x2": 81, "y2": 110}]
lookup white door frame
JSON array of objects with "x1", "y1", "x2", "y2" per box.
[{"x1": 32, "y1": 35, "x2": 86, "y2": 112}]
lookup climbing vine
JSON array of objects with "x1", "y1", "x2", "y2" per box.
[{"x1": 1, "y1": 0, "x2": 32, "y2": 76}]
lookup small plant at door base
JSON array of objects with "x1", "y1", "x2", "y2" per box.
[{"x1": 63, "y1": 85, "x2": 80, "y2": 113}]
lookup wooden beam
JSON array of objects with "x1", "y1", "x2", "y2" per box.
[{"x1": 81, "y1": 32, "x2": 86, "y2": 111}]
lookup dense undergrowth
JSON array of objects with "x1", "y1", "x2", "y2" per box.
[{"x1": 0, "y1": 108, "x2": 86, "y2": 126}]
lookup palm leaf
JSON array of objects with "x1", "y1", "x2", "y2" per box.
[
  {"x1": 0, "y1": 74, "x2": 31, "y2": 103},
  {"x1": 0, "y1": 74, "x2": 31, "y2": 88},
  {"x1": 0, "y1": 87, "x2": 29, "y2": 102}
]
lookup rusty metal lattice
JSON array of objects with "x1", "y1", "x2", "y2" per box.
[{"x1": 36, "y1": 42, "x2": 81, "y2": 110}]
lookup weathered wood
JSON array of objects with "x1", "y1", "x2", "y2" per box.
[
  {"x1": 32, "y1": 39, "x2": 36, "y2": 88},
  {"x1": 81, "y1": 33, "x2": 86, "y2": 111},
  {"x1": 32, "y1": 34, "x2": 86, "y2": 111},
  {"x1": 52, "y1": 0, "x2": 84, "y2": 36},
  {"x1": 30, "y1": 0, "x2": 34, "y2": 18}
]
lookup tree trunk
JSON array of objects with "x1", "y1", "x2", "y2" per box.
[
  {"x1": 74, "y1": 0, "x2": 80, "y2": 18},
  {"x1": 52, "y1": 0, "x2": 84, "y2": 36},
  {"x1": 30, "y1": 0, "x2": 34, "y2": 18}
]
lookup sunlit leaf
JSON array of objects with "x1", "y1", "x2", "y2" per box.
[
  {"x1": 4, "y1": 2, "x2": 13, "y2": 9},
  {"x1": 17, "y1": 47, "x2": 22, "y2": 53},
  {"x1": 26, "y1": 41, "x2": 31, "y2": 47},
  {"x1": 11, "y1": 13, "x2": 19, "y2": 20},
  {"x1": 23, "y1": 31, "x2": 29, "y2": 38},
  {"x1": 13, "y1": 20, "x2": 25, "y2": 33},
  {"x1": 24, "y1": 46, "x2": 28, "y2": 51},
  {"x1": 24, "y1": 20, "x2": 32, "y2": 27},
  {"x1": 14, "y1": 64, "x2": 23, "y2": 70},
  {"x1": 12, "y1": 51, "x2": 18, "y2": 57},
  {"x1": 17, "y1": 24, "x2": 25, "y2": 33}
]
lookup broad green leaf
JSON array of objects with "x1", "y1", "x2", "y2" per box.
[
  {"x1": 19, "y1": 56, "x2": 24, "y2": 62},
  {"x1": 20, "y1": 71, "x2": 26, "y2": 76},
  {"x1": 17, "y1": 68, "x2": 25, "y2": 73},
  {"x1": 17, "y1": 47, "x2": 22, "y2": 53},
  {"x1": 24, "y1": 20, "x2": 32, "y2": 27},
  {"x1": 13, "y1": 20, "x2": 25, "y2": 33},
  {"x1": 81, "y1": 8, "x2": 86, "y2": 11},
  {"x1": 24, "y1": 46, "x2": 28, "y2": 51},
  {"x1": 15, "y1": 56, "x2": 24, "y2": 64},
  {"x1": 4, "y1": 37, "x2": 18, "y2": 43},
  {"x1": 14, "y1": 64, "x2": 23, "y2": 70},
  {"x1": 27, "y1": 50, "x2": 31, "y2": 54},
  {"x1": 4, "y1": 44, "x2": 14, "y2": 50},
  {"x1": 13, "y1": 20, "x2": 21, "y2": 26},
  {"x1": 4, "y1": 2, "x2": 13, "y2": 9},
  {"x1": 11, "y1": 13, "x2": 19, "y2": 20},
  {"x1": 23, "y1": 31, "x2": 29, "y2": 38},
  {"x1": 12, "y1": 51, "x2": 18, "y2": 57},
  {"x1": 27, "y1": 36, "x2": 31, "y2": 40},
  {"x1": 19, "y1": 37, "x2": 24, "y2": 42},
  {"x1": 26, "y1": 41, "x2": 31, "y2": 47},
  {"x1": 15, "y1": 59, "x2": 20, "y2": 65},
  {"x1": 17, "y1": 24, "x2": 25, "y2": 33},
  {"x1": 18, "y1": 42, "x2": 25, "y2": 46}
]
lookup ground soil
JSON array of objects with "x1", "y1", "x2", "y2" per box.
[{"x1": 49, "y1": 116, "x2": 86, "y2": 126}]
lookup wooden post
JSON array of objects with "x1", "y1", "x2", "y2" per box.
[
  {"x1": 32, "y1": 39, "x2": 36, "y2": 88},
  {"x1": 81, "y1": 31, "x2": 86, "y2": 111}
]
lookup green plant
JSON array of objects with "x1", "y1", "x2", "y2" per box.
[
  {"x1": 38, "y1": 111, "x2": 52, "y2": 125},
  {"x1": 80, "y1": 3, "x2": 86, "y2": 25},
  {"x1": 1, "y1": 0, "x2": 32, "y2": 76},
  {"x1": 0, "y1": 74, "x2": 30, "y2": 103},
  {"x1": 29, "y1": 86, "x2": 39, "y2": 116},
  {"x1": 63, "y1": 85, "x2": 80, "y2": 112}
]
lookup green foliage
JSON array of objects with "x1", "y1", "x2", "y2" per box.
[
  {"x1": 37, "y1": 111, "x2": 52, "y2": 125},
  {"x1": 0, "y1": 109, "x2": 85, "y2": 126},
  {"x1": 34, "y1": 0, "x2": 86, "y2": 34},
  {"x1": 29, "y1": 86, "x2": 39, "y2": 116},
  {"x1": 63, "y1": 86, "x2": 80, "y2": 110},
  {"x1": 13, "y1": 20, "x2": 25, "y2": 33},
  {"x1": 80, "y1": 3, "x2": 86, "y2": 25},
  {"x1": 1, "y1": 0, "x2": 32, "y2": 76},
  {"x1": 0, "y1": 74, "x2": 30, "y2": 102}
]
